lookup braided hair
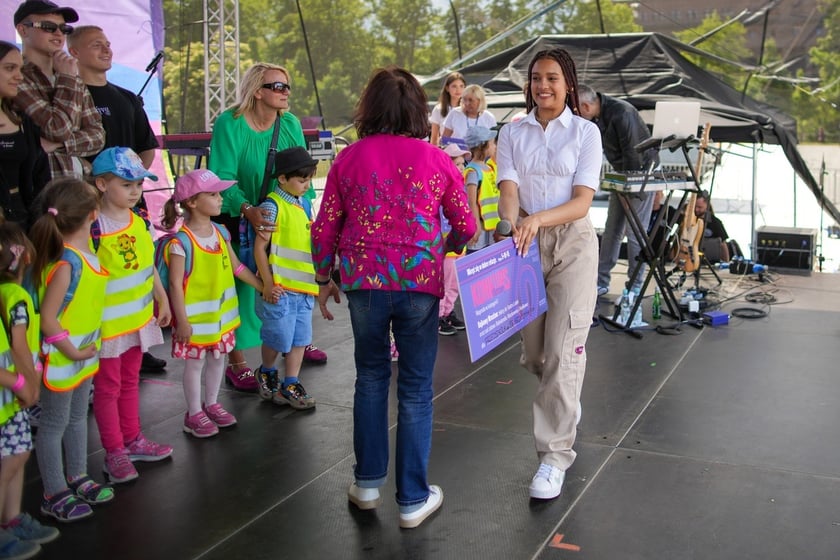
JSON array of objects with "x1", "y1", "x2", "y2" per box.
[{"x1": 524, "y1": 48, "x2": 581, "y2": 116}]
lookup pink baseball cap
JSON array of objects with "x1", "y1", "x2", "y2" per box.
[
  {"x1": 442, "y1": 144, "x2": 470, "y2": 158},
  {"x1": 174, "y1": 169, "x2": 236, "y2": 202}
]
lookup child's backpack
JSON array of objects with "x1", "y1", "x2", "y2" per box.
[
  {"x1": 238, "y1": 196, "x2": 313, "y2": 273},
  {"x1": 154, "y1": 223, "x2": 230, "y2": 291}
]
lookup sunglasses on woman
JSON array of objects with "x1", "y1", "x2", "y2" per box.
[
  {"x1": 21, "y1": 21, "x2": 74, "y2": 35},
  {"x1": 262, "y1": 82, "x2": 291, "y2": 94}
]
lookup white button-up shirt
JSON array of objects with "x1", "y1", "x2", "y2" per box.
[{"x1": 496, "y1": 107, "x2": 602, "y2": 215}]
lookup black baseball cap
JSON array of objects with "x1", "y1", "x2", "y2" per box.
[{"x1": 14, "y1": 1, "x2": 79, "y2": 25}]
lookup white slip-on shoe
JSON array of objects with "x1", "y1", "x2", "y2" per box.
[
  {"x1": 348, "y1": 483, "x2": 381, "y2": 510},
  {"x1": 399, "y1": 485, "x2": 443, "y2": 529},
  {"x1": 529, "y1": 463, "x2": 565, "y2": 500}
]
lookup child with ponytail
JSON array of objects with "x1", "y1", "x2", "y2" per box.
[{"x1": 29, "y1": 178, "x2": 112, "y2": 523}]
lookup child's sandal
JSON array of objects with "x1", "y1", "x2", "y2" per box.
[{"x1": 68, "y1": 475, "x2": 115, "y2": 504}]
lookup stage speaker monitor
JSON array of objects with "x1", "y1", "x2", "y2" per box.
[{"x1": 755, "y1": 226, "x2": 817, "y2": 271}]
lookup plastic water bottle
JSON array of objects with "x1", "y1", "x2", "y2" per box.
[
  {"x1": 652, "y1": 286, "x2": 662, "y2": 320},
  {"x1": 619, "y1": 288, "x2": 631, "y2": 326},
  {"x1": 631, "y1": 287, "x2": 643, "y2": 327}
]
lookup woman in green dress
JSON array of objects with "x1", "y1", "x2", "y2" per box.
[{"x1": 208, "y1": 62, "x2": 326, "y2": 392}]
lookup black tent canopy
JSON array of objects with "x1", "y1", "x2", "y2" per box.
[{"x1": 440, "y1": 33, "x2": 840, "y2": 224}]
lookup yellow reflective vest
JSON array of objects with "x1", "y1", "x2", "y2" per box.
[
  {"x1": 0, "y1": 283, "x2": 41, "y2": 424},
  {"x1": 41, "y1": 246, "x2": 108, "y2": 392},
  {"x1": 96, "y1": 213, "x2": 155, "y2": 340},
  {"x1": 180, "y1": 226, "x2": 240, "y2": 347},
  {"x1": 469, "y1": 158, "x2": 500, "y2": 232},
  {"x1": 266, "y1": 192, "x2": 317, "y2": 295},
  {"x1": 0, "y1": 321, "x2": 16, "y2": 425}
]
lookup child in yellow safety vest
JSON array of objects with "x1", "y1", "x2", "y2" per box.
[
  {"x1": 28, "y1": 178, "x2": 110, "y2": 523},
  {"x1": 0, "y1": 222, "x2": 60, "y2": 552},
  {"x1": 253, "y1": 147, "x2": 320, "y2": 410},
  {"x1": 463, "y1": 126, "x2": 498, "y2": 254},
  {"x1": 90, "y1": 147, "x2": 173, "y2": 484},
  {"x1": 437, "y1": 144, "x2": 471, "y2": 336},
  {"x1": 160, "y1": 170, "x2": 269, "y2": 438}
]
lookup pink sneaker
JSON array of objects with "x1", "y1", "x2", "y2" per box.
[
  {"x1": 203, "y1": 403, "x2": 237, "y2": 428},
  {"x1": 302, "y1": 344, "x2": 327, "y2": 364},
  {"x1": 183, "y1": 410, "x2": 219, "y2": 438},
  {"x1": 126, "y1": 434, "x2": 173, "y2": 462},
  {"x1": 103, "y1": 448, "x2": 139, "y2": 484}
]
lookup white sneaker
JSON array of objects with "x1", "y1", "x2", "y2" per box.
[
  {"x1": 529, "y1": 463, "x2": 565, "y2": 499},
  {"x1": 399, "y1": 485, "x2": 443, "y2": 529},
  {"x1": 348, "y1": 482, "x2": 381, "y2": 510}
]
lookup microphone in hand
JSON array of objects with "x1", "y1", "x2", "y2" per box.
[{"x1": 495, "y1": 219, "x2": 513, "y2": 237}]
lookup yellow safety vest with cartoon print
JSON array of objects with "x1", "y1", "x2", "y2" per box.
[
  {"x1": 0, "y1": 283, "x2": 41, "y2": 423},
  {"x1": 179, "y1": 227, "x2": 240, "y2": 347},
  {"x1": 266, "y1": 192, "x2": 317, "y2": 295},
  {"x1": 471, "y1": 158, "x2": 500, "y2": 231},
  {"x1": 96, "y1": 213, "x2": 155, "y2": 340},
  {"x1": 41, "y1": 246, "x2": 108, "y2": 392}
]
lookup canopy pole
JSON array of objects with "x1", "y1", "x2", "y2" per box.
[{"x1": 751, "y1": 144, "x2": 758, "y2": 260}]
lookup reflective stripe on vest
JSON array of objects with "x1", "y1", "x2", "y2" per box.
[
  {"x1": 180, "y1": 227, "x2": 240, "y2": 346},
  {"x1": 0, "y1": 324, "x2": 17, "y2": 425},
  {"x1": 266, "y1": 192, "x2": 317, "y2": 295},
  {"x1": 96, "y1": 214, "x2": 155, "y2": 339},
  {"x1": 41, "y1": 247, "x2": 107, "y2": 392}
]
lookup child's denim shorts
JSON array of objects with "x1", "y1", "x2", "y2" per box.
[{"x1": 255, "y1": 290, "x2": 314, "y2": 353}]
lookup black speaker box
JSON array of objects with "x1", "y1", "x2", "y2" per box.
[{"x1": 755, "y1": 226, "x2": 816, "y2": 271}]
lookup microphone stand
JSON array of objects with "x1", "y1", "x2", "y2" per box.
[{"x1": 137, "y1": 51, "x2": 164, "y2": 103}]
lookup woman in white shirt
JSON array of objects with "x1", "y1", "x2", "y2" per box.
[
  {"x1": 442, "y1": 84, "x2": 497, "y2": 142},
  {"x1": 495, "y1": 48, "x2": 602, "y2": 502},
  {"x1": 429, "y1": 72, "x2": 465, "y2": 146}
]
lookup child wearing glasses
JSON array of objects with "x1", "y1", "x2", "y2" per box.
[{"x1": 12, "y1": 0, "x2": 105, "y2": 180}]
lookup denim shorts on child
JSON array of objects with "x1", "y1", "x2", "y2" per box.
[
  {"x1": 255, "y1": 290, "x2": 314, "y2": 353},
  {"x1": 0, "y1": 409, "x2": 33, "y2": 458}
]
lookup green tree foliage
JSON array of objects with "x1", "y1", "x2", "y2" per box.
[
  {"x1": 673, "y1": 12, "x2": 752, "y2": 86},
  {"x1": 555, "y1": 0, "x2": 643, "y2": 34},
  {"x1": 793, "y1": 0, "x2": 840, "y2": 142}
]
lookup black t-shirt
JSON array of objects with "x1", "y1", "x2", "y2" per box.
[
  {"x1": 0, "y1": 128, "x2": 34, "y2": 225},
  {"x1": 85, "y1": 82, "x2": 159, "y2": 159},
  {"x1": 703, "y1": 213, "x2": 729, "y2": 240}
]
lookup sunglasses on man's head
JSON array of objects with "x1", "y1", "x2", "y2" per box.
[
  {"x1": 262, "y1": 82, "x2": 291, "y2": 94},
  {"x1": 22, "y1": 21, "x2": 74, "y2": 35}
]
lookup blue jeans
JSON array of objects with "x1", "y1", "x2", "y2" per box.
[{"x1": 345, "y1": 289, "x2": 439, "y2": 508}]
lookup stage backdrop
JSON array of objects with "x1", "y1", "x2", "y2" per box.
[{"x1": 0, "y1": 1, "x2": 170, "y2": 222}]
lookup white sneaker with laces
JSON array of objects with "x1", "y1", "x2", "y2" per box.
[
  {"x1": 529, "y1": 463, "x2": 565, "y2": 499},
  {"x1": 399, "y1": 485, "x2": 443, "y2": 529},
  {"x1": 348, "y1": 483, "x2": 381, "y2": 510}
]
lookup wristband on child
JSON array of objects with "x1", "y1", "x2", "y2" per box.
[
  {"x1": 234, "y1": 263, "x2": 245, "y2": 276},
  {"x1": 12, "y1": 373, "x2": 25, "y2": 392},
  {"x1": 44, "y1": 330, "x2": 70, "y2": 344}
]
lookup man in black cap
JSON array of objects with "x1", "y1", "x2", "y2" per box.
[{"x1": 13, "y1": 0, "x2": 105, "y2": 179}]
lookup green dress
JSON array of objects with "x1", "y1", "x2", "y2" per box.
[{"x1": 208, "y1": 108, "x2": 306, "y2": 351}]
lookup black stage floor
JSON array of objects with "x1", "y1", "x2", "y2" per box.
[{"x1": 21, "y1": 269, "x2": 840, "y2": 560}]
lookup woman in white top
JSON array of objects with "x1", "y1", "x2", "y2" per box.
[
  {"x1": 495, "y1": 48, "x2": 602, "y2": 502},
  {"x1": 442, "y1": 84, "x2": 497, "y2": 143},
  {"x1": 429, "y1": 72, "x2": 465, "y2": 146}
]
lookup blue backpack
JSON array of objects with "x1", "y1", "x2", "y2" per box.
[{"x1": 154, "y1": 223, "x2": 231, "y2": 290}]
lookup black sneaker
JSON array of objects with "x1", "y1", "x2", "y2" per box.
[
  {"x1": 140, "y1": 352, "x2": 166, "y2": 373},
  {"x1": 438, "y1": 318, "x2": 457, "y2": 336},
  {"x1": 447, "y1": 311, "x2": 466, "y2": 330}
]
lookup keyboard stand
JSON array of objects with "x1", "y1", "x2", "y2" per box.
[{"x1": 598, "y1": 137, "x2": 702, "y2": 337}]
